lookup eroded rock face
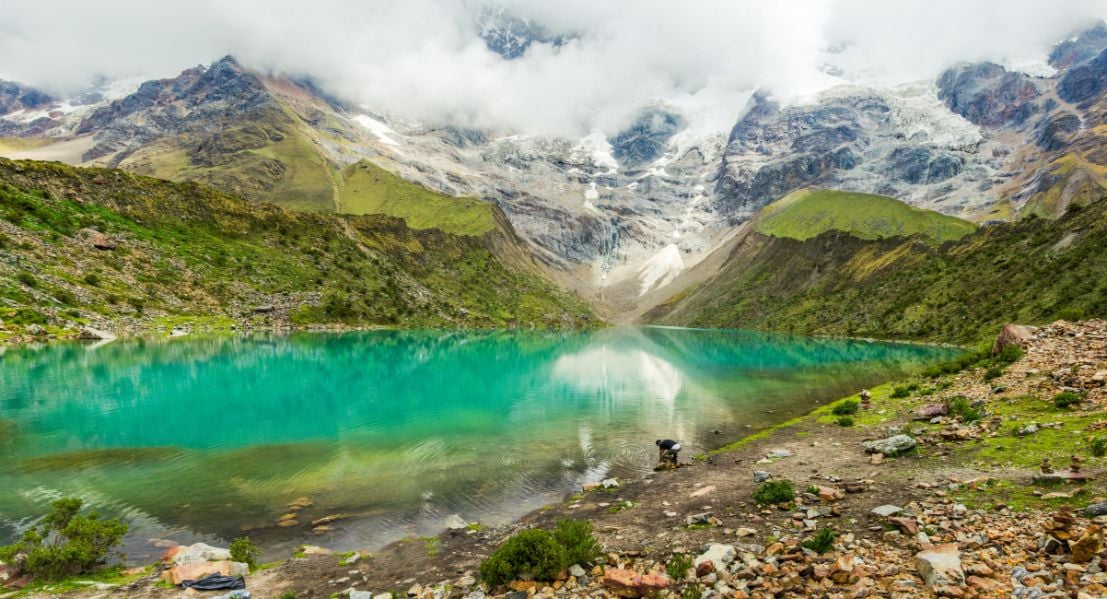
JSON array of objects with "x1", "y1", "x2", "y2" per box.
[{"x1": 1060, "y1": 47, "x2": 1107, "y2": 105}]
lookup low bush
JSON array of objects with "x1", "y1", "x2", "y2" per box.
[
  {"x1": 947, "y1": 396, "x2": 982, "y2": 422},
  {"x1": 0, "y1": 497, "x2": 127, "y2": 581},
  {"x1": 666, "y1": 553, "x2": 694, "y2": 580},
  {"x1": 229, "y1": 536, "x2": 259, "y2": 572},
  {"x1": 479, "y1": 519, "x2": 601, "y2": 585},
  {"x1": 1054, "y1": 391, "x2": 1084, "y2": 409},
  {"x1": 831, "y1": 400, "x2": 859, "y2": 416},
  {"x1": 890, "y1": 386, "x2": 911, "y2": 398},
  {"x1": 995, "y1": 345, "x2": 1023, "y2": 364},
  {"x1": 552, "y1": 519, "x2": 601, "y2": 567},
  {"x1": 479, "y1": 529, "x2": 567, "y2": 586},
  {"x1": 1091, "y1": 437, "x2": 1107, "y2": 458},
  {"x1": 836, "y1": 416, "x2": 855, "y2": 427},
  {"x1": 983, "y1": 366, "x2": 1004, "y2": 382},
  {"x1": 752, "y1": 480, "x2": 795, "y2": 505},
  {"x1": 801, "y1": 527, "x2": 836, "y2": 555}
]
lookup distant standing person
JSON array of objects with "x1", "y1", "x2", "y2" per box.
[{"x1": 656, "y1": 439, "x2": 681, "y2": 465}]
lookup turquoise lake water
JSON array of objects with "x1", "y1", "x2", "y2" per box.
[{"x1": 0, "y1": 327, "x2": 959, "y2": 561}]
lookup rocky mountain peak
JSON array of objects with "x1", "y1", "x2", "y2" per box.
[
  {"x1": 611, "y1": 107, "x2": 686, "y2": 166},
  {"x1": 476, "y1": 8, "x2": 571, "y2": 60},
  {"x1": 0, "y1": 80, "x2": 54, "y2": 116},
  {"x1": 1049, "y1": 20, "x2": 1107, "y2": 69}
]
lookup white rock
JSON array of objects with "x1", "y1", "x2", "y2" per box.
[
  {"x1": 871, "y1": 505, "x2": 904, "y2": 518},
  {"x1": 694, "y1": 544, "x2": 736, "y2": 569},
  {"x1": 601, "y1": 478, "x2": 620, "y2": 489},
  {"x1": 172, "y1": 543, "x2": 231, "y2": 565},
  {"x1": 914, "y1": 544, "x2": 964, "y2": 587}
]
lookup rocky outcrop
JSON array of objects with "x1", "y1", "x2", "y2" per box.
[
  {"x1": 611, "y1": 107, "x2": 685, "y2": 166},
  {"x1": 992, "y1": 323, "x2": 1038, "y2": 355},
  {"x1": 1059, "y1": 47, "x2": 1107, "y2": 105},
  {"x1": 937, "y1": 62, "x2": 1041, "y2": 128}
]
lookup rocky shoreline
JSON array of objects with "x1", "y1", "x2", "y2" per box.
[{"x1": 8, "y1": 320, "x2": 1107, "y2": 599}]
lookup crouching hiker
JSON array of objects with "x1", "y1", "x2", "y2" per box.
[{"x1": 655, "y1": 439, "x2": 681, "y2": 470}]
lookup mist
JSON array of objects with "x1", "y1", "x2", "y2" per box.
[{"x1": 2, "y1": 0, "x2": 1106, "y2": 136}]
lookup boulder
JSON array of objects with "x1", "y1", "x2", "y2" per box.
[
  {"x1": 861, "y1": 434, "x2": 916, "y2": 456},
  {"x1": 913, "y1": 403, "x2": 948, "y2": 420},
  {"x1": 76, "y1": 228, "x2": 117, "y2": 250},
  {"x1": 992, "y1": 324, "x2": 1037, "y2": 355},
  {"x1": 685, "y1": 512, "x2": 713, "y2": 526},
  {"x1": 1086, "y1": 502, "x2": 1107, "y2": 517},
  {"x1": 160, "y1": 560, "x2": 247, "y2": 585},
  {"x1": 164, "y1": 542, "x2": 231, "y2": 566},
  {"x1": 914, "y1": 544, "x2": 964, "y2": 588},
  {"x1": 1070, "y1": 526, "x2": 1103, "y2": 563},
  {"x1": 694, "y1": 544, "x2": 736, "y2": 570}
]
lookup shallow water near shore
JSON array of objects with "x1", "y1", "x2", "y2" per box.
[{"x1": 0, "y1": 326, "x2": 959, "y2": 561}]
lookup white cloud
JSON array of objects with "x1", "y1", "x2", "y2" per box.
[{"x1": 1, "y1": 0, "x2": 1105, "y2": 136}]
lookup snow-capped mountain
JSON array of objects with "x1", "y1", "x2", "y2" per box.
[{"x1": 3, "y1": 22, "x2": 1107, "y2": 310}]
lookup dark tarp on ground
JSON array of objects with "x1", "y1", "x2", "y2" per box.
[{"x1": 181, "y1": 574, "x2": 246, "y2": 591}]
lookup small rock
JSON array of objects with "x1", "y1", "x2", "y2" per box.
[
  {"x1": 602, "y1": 478, "x2": 620, "y2": 489},
  {"x1": 871, "y1": 505, "x2": 904, "y2": 518},
  {"x1": 569, "y1": 564, "x2": 586, "y2": 578},
  {"x1": 767, "y1": 448, "x2": 793, "y2": 459},
  {"x1": 753, "y1": 470, "x2": 772, "y2": 483}
]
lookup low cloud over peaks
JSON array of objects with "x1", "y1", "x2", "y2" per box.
[{"x1": 2, "y1": 0, "x2": 1106, "y2": 136}]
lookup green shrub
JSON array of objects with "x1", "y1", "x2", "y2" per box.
[
  {"x1": 17, "y1": 272, "x2": 36, "y2": 288},
  {"x1": 801, "y1": 527, "x2": 836, "y2": 555},
  {"x1": 552, "y1": 519, "x2": 600, "y2": 567},
  {"x1": 983, "y1": 366, "x2": 1003, "y2": 381},
  {"x1": 83, "y1": 273, "x2": 101, "y2": 286},
  {"x1": 947, "y1": 396, "x2": 982, "y2": 422},
  {"x1": 666, "y1": 553, "x2": 694, "y2": 580},
  {"x1": 680, "y1": 584, "x2": 704, "y2": 599},
  {"x1": 890, "y1": 386, "x2": 911, "y2": 398},
  {"x1": 752, "y1": 480, "x2": 795, "y2": 505},
  {"x1": 831, "y1": 400, "x2": 859, "y2": 416},
  {"x1": 995, "y1": 345, "x2": 1023, "y2": 364},
  {"x1": 1092, "y1": 437, "x2": 1107, "y2": 458},
  {"x1": 479, "y1": 529, "x2": 567, "y2": 585},
  {"x1": 279, "y1": 592, "x2": 297, "y2": 599},
  {"x1": 1054, "y1": 391, "x2": 1084, "y2": 409},
  {"x1": 0, "y1": 497, "x2": 127, "y2": 581},
  {"x1": 229, "y1": 536, "x2": 259, "y2": 572},
  {"x1": 836, "y1": 416, "x2": 855, "y2": 427}
]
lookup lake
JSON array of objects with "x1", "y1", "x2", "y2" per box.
[{"x1": 0, "y1": 327, "x2": 959, "y2": 561}]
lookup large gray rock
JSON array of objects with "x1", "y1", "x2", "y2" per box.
[
  {"x1": 861, "y1": 434, "x2": 917, "y2": 456},
  {"x1": 1086, "y1": 502, "x2": 1107, "y2": 517},
  {"x1": 871, "y1": 505, "x2": 904, "y2": 518},
  {"x1": 914, "y1": 544, "x2": 964, "y2": 587}
]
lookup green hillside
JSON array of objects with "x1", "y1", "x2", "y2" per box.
[
  {"x1": 0, "y1": 159, "x2": 591, "y2": 341},
  {"x1": 650, "y1": 192, "x2": 1107, "y2": 344},
  {"x1": 338, "y1": 160, "x2": 494, "y2": 236},
  {"x1": 755, "y1": 188, "x2": 977, "y2": 244}
]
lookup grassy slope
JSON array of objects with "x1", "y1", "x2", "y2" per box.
[
  {"x1": 0, "y1": 159, "x2": 592, "y2": 336},
  {"x1": 337, "y1": 160, "x2": 494, "y2": 237},
  {"x1": 755, "y1": 188, "x2": 977, "y2": 243},
  {"x1": 120, "y1": 106, "x2": 339, "y2": 213},
  {"x1": 649, "y1": 193, "x2": 1107, "y2": 344}
]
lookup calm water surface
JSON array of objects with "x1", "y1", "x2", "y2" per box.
[{"x1": 0, "y1": 327, "x2": 959, "y2": 561}]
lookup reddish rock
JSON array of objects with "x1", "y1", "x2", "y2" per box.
[
  {"x1": 888, "y1": 516, "x2": 918, "y2": 534},
  {"x1": 160, "y1": 560, "x2": 246, "y2": 585},
  {"x1": 695, "y1": 561, "x2": 714, "y2": 577},
  {"x1": 602, "y1": 568, "x2": 669, "y2": 598}
]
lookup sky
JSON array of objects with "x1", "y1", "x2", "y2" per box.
[{"x1": 2, "y1": 0, "x2": 1106, "y2": 136}]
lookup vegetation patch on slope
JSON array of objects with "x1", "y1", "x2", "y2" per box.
[
  {"x1": 0, "y1": 158, "x2": 591, "y2": 341},
  {"x1": 754, "y1": 188, "x2": 977, "y2": 244},
  {"x1": 338, "y1": 160, "x2": 494, "y2": 236},
  {"x1": 651, "y1": 191, "x2": 1107, "y2": 344}
]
